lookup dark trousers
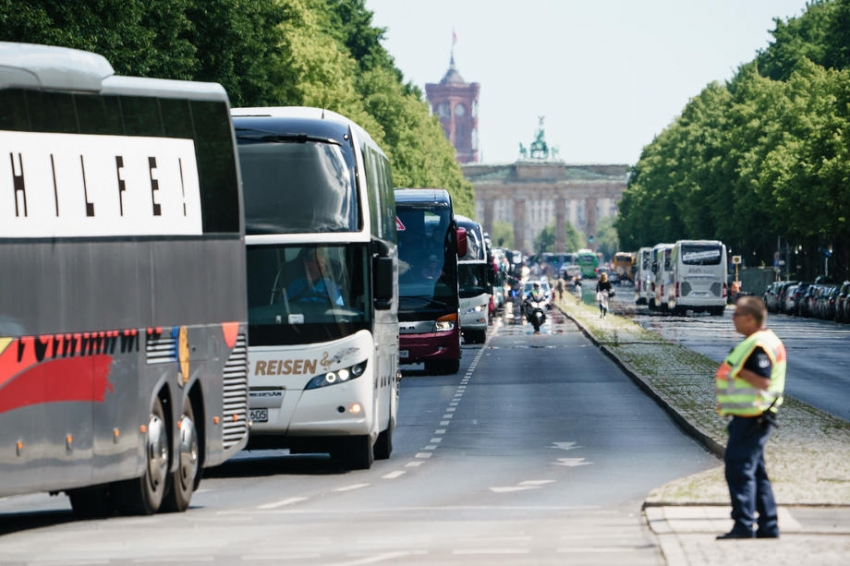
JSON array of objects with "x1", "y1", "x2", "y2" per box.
[{"x1": 724, "y1": 415, "x2": 779, "y2": 536}]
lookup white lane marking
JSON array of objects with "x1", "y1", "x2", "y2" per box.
[
  {"x1": 333, "y1": 483, "x2": 370, "y2": 492},
  {"x1": 405, "y1": 461, "x2": 423, "y2": 467},
  {"x1": 452, "y1": 549, "x2": 530, "y2": 555},
  {"x1": 435, "y1": 429, "x2": 447, "y2": 434},
  {"x1": 442, "y1": 414, "x2": 453, "y2": 419},
  {"x1": 551, "y1": 441, "x2": 581, "y2": 451},
  {"x1": 519, "y1": 480, "x2": 555, "y2": 486},
  {"x1": 440, "y1": 421, "x2": 450, "y2": 426},
  {"x1": 429, "y1": 437, "x2": 442, "y2": 443},
  {"x1": 135, "y1": 560, "x2": 213, "y2": 564},
  {"x1": 382, "y1": 470, "x2": 406, "y2": 480},
  {"x1": 415, "y1": 452, "x2": 433, "y2": 459},
  {"x1": 556, "y1": 547, "x2": 640, "y2": 553},
  {"x1": 242, "y1": 554, "x2": 321, "y2": 561},
  {"x1": 554, "y1": 458, "x2": 591, "y2": 467},
  {"x1": 258, "y1": 496, "x2": 308, "y2": 510},
  {"x1": 446, "y1": 407, "x2": 456, "y2": 412},
  {"x1": 329, "y1": 551, "x2": 426, "y2": 565},
  {"x1": 490, "y1": 486, "x2": 538, "y2": 493}
]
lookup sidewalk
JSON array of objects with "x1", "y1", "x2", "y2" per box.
[{"x1": 554, "y1": 296, "x2": 850, "y2": 565}]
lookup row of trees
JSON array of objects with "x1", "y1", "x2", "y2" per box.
[
  {"x1": 617, "y1": 0, "x2": 850, "y2": 281},
  {"x1": 0, "y1": 0, "x2": 475, "y2": 217}
]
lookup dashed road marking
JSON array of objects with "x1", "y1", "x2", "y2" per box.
[
  {"x1": 333, "y1": 483, "x2": 370, "y2": 492},
  {"x1": 382, "y1": 470, "x2": 406, "y2": 480},
  {"x1": 258, "y1": 496, "x2": 308, "y2": 510}
]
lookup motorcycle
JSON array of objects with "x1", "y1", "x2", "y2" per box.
[{"x1": 524, "y1": 294, "x2": 548, "y2": 332}]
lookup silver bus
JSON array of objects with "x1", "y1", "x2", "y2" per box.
[
  {"x1": 232, "y1": 107, "x2": 399, "y2": 470},
  {"x1": 0, "y1": 43, "x2": 249, "y2": 517}
]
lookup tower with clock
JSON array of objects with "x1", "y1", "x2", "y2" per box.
[{"x1": 425, "y1": 47, "x2": 480, "y2": 164}]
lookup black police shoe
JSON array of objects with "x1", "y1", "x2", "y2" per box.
[{"x1": 716, "y1": 530, "x2": 755, "y2": 540}]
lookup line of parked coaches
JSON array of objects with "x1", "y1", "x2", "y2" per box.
[{"x1": 763, "y1": 279, "x2": 850, "y2": 322}]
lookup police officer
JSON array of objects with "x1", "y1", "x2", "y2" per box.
[{"x1": 715, "y1": 296, "x2": 786, "y2": 540}]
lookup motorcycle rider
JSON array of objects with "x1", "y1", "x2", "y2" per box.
[{"x1": 526, "y1": 282, "x2": 546, "y2": 303}]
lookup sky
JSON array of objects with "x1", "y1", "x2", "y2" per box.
[{"x1": 365, "y1": 0, "x2": 813, "y2": 166}]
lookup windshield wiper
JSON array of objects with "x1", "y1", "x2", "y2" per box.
[{"x1": 234, "y1": 128, "x2": 341, "y2": 146}]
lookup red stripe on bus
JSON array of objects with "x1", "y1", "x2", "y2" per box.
[{"x1": 0, "y1": 355, "x2": 114, "y2": 414}]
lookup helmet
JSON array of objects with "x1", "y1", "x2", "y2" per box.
[{"x1": 533, "y1": 283, "x2": 540, "y2": 288}]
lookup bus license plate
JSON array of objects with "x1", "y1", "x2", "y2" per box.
[
  {"x1": 399, "y1": 350, "x2": 409, "y2": 359},
  {"x1": 250, "y1": 408, "x2": 268, "y2": 423}
]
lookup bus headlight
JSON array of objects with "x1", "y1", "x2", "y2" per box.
[
  {"x1": 463, "y1": 305, "x2": 485, "y2": 316},
  {"x1": 432, "y1": 313, "x2": 457, "y2": 333},
  {"x1": 305, "y1": 360, "x2": 368, "y2": 390}
]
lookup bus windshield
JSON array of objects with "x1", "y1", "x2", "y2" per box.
[
  {"x1": 397, "y1": 206, "x2": 458, "y2": 311},
  {"x1": 236, "y1": 136, "x2": 359, "y2": 234},
  {"x1": 246, "y1": 243, "x2": 371, "y2": 345},
  {"x1": 459, "y1": 263, "x2": 489, "y2": 298},
  {"x1": 681, "y1": 244, "x2": 723, "y2": 266}
]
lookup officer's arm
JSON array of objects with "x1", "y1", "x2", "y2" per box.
[{"x1": 736, "y1": 368, "x2": 771, "y2": 390}]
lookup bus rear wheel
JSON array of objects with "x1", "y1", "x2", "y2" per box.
[
  {"x1": 114, "y1": 396, "x2": 169, "y2": 515},
  {"x1": 161, "y1": 399, "x2": 200, "y2": 513}
]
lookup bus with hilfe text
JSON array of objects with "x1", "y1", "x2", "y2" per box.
[
  {"x1": 660, "y1": 240, "x2": 728, "y2": 315},
  {"x1": 0, "y1": 42, "x2": 249, "y2": 517},
  {"x1": 395, "y1": 189, "x2": 465, "y2": 375},
  {"x1": 232, "y1": 107, "x2": 399, "y2": 470},
  {"x1": 454, "y1": 215, "x2": 492, "y2": 344}
]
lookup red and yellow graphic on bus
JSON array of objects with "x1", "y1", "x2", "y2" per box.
[{"x1": 0, "y1": 330, "x2": 137, "y2": 414}]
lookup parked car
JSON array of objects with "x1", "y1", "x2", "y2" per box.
[
  {"x1": 782, "y1": 284, "x2": 800, "y2": 314},
  {"x1": 776, "y1": 281, "x2": 798, "y2": 314},
  {"x1": 763, "y1": 281, "x2": 782, "y2": 313},
  {"x1": 799, "y1": 284, "x2": 820, "y2": 318}
]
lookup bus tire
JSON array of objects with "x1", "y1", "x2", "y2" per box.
[
  {"x1": 161, "y1": 399, "x2": 199, "y2": 513},
  {"x1": 374, "y1": 424, "x2": 393, "y2": 460},
  {"x1": 68, "y1": 485, "x2": 114, "y2": 519},
  {"x1": 336, "y1": 435, "x2": 374, "y2": 470},
  {"x1": 114, "y1": 396, "x2": 169, "y2": 515}
]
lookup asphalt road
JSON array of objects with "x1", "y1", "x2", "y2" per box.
[
  {"x1": 0, "y1": 311, "x2": 718, "y2": 565},
  {"x1": 614, "y1": 287, "x2": 850, "y2": 422}
]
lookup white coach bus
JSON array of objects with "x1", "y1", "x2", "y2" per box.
[
  {"x1": 0, "y1": 42, "x2": 249, "y2": 517},
  {"x1": 664, "y1": 240, "x2": 728, "y2": 316},
  {"x1": 232, "y1": 107, "x2": 399, "y2": 470}
]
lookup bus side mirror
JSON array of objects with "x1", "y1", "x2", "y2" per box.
[
  {"x1": 457, "y1": 227, "x2": 468, "y2": 258},
  {"x1": 374, "y1": 256, "x2": 394, "y2": 310}
]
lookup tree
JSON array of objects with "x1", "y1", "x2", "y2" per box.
[{"x1": 490, "y1": 221, "x2": 514, "y2": 249}]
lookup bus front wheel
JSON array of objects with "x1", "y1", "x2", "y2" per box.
[
  {"x1": 335, "y1": 435, "x2": 374, "y2": 470},
  {"x1": 114, "y1": 396, "x2": 169, "y2": 515}
]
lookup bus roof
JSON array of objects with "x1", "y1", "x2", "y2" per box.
[
  {"x1": 232, "y1": 106, "x2": 382, "y2": 155},
  {"x1": 394, "y1": 188, "x2": 452, "y2": 206},
  {"x1": 1, "y1": 42, "x2": 229, "y2": 101}
]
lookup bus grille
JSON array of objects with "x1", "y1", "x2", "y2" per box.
[{"x1": 222, "y1": 333, "x2": 249, "y2": 450}]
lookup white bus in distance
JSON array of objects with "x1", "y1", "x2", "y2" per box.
[
  {"x1": 662, "y1": 240, "x2": 728, "y2": 316},
  {"x1": 634, "y1": 246, "x2": 653, "y2": 305},
  {"x1": 650, "y1": 243, "x2": 674, "y2": 311},
  {"x1": 232, "y1": 107, "x2": 399, "y2": 470}
]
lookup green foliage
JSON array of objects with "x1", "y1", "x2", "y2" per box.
[
  {"x1": 491, "y1": 221, "x2": 514, "y2": 248},
  {"x1": 0, "y1": 0, "x2": 472, "y2": 217},
  {"x1": 595, "y1": 216, "x2": 619, "y2": 261},
  {"x1": 533, "y1": 220, "x2": 584, "y2": 254},
  {"x1": 618, "y1": 0, "x2": 850, "y2": 280}
]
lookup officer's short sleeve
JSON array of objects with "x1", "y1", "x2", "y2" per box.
[{"x1": 743, "y1": 346, "x2": 772, "y2": 379}]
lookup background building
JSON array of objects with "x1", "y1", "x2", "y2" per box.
[{"x1": 425, "y1": 52, "x2": 479, "y2": 164}]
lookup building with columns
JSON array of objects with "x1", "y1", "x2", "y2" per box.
[
  {"x1": 463, "y1": 161, "x2": 628, "y2": 253},
  {"x1": 425, "y1": 52, "x2": 479, "y2": 164}
]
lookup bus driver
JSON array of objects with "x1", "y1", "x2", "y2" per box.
[{"x1": 287, "y1": 248, "x2": 344, "y2": 306}]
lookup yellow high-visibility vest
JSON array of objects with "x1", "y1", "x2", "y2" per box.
[{"x1": 715, "y1": 329, "x2": 786, "y2": 416}]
